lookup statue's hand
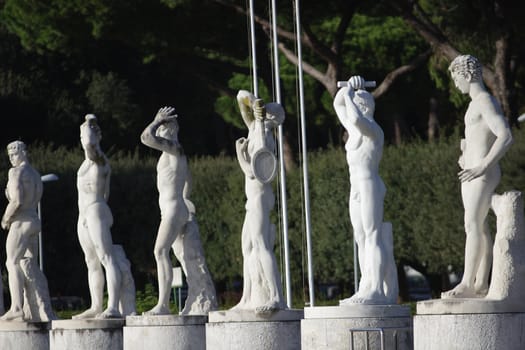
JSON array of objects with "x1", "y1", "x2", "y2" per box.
[
  {"x1": 348, "y1": 76, "x2": 366, "y2": 90},
  {"x1": 458, "y1": 165, "x2": 486, "y2": 182},
  {"x1": 236, "y1": 137, "x2": 248, "y2": 153},
  {"x1": 155, "y1": 106, "x2": 177, "y2": 123}
]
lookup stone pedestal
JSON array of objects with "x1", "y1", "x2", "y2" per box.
[
  {"x1": 0, "y1": 321, "x2": 50, "y2": 350},
  {"x1": 123, "y1": 315, "x2": 207, "y2": 350},
  {"x1": 50, "y1": 319, "x2": 124, "y2": 350},
  {"x1": 415, "y1": 299, "x2": 525, "y2": 350},
  {"x1": 301, "y1": 305, "x2": 412, "y2": 350},
  {"x1": 206, "y1": 309, "x2": 303, "y2": 350}
]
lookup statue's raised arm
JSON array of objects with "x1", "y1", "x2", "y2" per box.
[{"x1": 141, "y1": 106, "x2": 183, "y2": 155}]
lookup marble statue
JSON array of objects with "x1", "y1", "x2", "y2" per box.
[
  {"x1": 1, "y1": 141, "x2": 55, "y2": 321},
  {"x1": 442, "y1": 55, "x2": 513, "y2": 299},
  {"x1": 0, "y1": 268, "x2": 3, "y2": 316},
  {"x1": 113, "y1": 244, "x2": 137, "y2": 316},
  {"x1": 74, "y1": 114, "x2": 134, "y2": 319},
  {"x1": 333, "y1": 76, "x2": 398, "y2": 305},
  {"x1": 231, "y1": 90, "x2": 286, "y2": 314},
  {"x1": 141, "y1": 107, "x2": 217, "y2": 315},
  {"x1": 485, "y1": 191, "x2": 525, "y2": 303}
]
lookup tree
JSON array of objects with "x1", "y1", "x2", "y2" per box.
[{"x1": 390, "y1": 0, "x2": 525, "y2": 124}]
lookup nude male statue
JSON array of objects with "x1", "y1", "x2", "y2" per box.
[
  {"x1": 1, "y1": 141, "x2": 54, "y2": 321},
  {"x1": 73, "y1": 114, "x2": 122, "y2": 319},
  {"x1": 442, "y1": 55, "x2": 513, "y2": 298},
  {"x1": 333, "y1": 76, "x2": 397, "y2": 304},
  {"x1": 141, "y1": 106, "x2": 217, "y2": 315},
  {"x1": 232, "y1": 91, "x2": 286, "y2": 313}
]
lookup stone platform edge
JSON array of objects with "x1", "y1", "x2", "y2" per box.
[
  {"x1": 125, "y1": 314, "x2": 208, "y2": 326},
  {"x1": 304, "y1": 304, "x2": 411, "y2": 319},
  {"x1": 417, "y1": 298, "x2": 525, "y2": 314},
  {"x1": 51, "y1": 318, "x2": 125, "y2": 330},
  {"x1": 208, "y1": 309, "x2": 304, "y2": 323},
  {"x1": 0, "y1": 320, "x2": 51, "y2": 331}
]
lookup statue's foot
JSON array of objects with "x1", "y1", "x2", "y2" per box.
[
  {"x1": 72, "y1": 307, "x2": 102, "y2": 320},
  {"x1": 441, "y1": 283, "x2": 479, "y2": 299},
  {"x1": 0, "y1": 308, "x2": 24, "y2": 321},
  {"x1": 96, "y1": 307, "x2": 122, "y2": 319},
  {"x1": 474, "y1": 284, "x2": 489, "y2": 297},
  {"x1": 255, "y1": 300, "x2": 283, "y2": 315},
  {"x1": 340, "y1": 290, "x2": 390, "y2": 305},
  {"x1": 142, "y1": 305, "x2": 171, "y2": 316},
  {"x1": 339, "y1": 291, "x2": 363, "y2": 305}
]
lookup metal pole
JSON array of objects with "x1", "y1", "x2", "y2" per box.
[
  {"x1": 270, "y1": 0, "x2": 292, "y2": 309},
  {"x1": 37, "y1": 202, "x2": 43, "y2": 271},
  {"x1": 37, "y1": 173, "x2": 59, "y2": 271},
  {"x1": 294, "y1": 0, "x2": 315, "y2": 307},
  {"x1": 248, "y1": 0, "x2": 258, "y2": 97}
]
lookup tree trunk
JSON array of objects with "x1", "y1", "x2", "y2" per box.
[{"x1": 428, "y1": 97, "x2": 439, "y2": 142}]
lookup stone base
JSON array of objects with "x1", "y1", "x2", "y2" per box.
[
  {"x1": 206, "y1": 309, "x2": 303, "y2": 350},
  {"x1": 414, "y1": 312, "x2": 525, "y2": 350},
  {"x1": 301, "y1": 305, "x2": 412, "y2": 350},
  {"x1": 0, "y1": 321, "x2": 50, "y2": 350},
  {"x1": 123, "y1": 315, "x2": 207, "y2": 350},
  {"x1": 50, "y1": 319, "x2": 125, "y2": 350},
  {"x1": 417, "y1": 297, "x2": 525, "y2": 314}
]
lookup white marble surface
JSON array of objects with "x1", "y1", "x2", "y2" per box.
[
  {"x1": 1, "y1": 141, "x2": 55, "y2": 322},
  {"x1": 0, "y1": 321, "x2": 49, "y2": 350},
  {"x1": 414, "y1": 313, "x2": 525, "y2": 350},
  {"x1": 141, "y1": 107, "x2": 217, "y2": 316},
  {"x1": 206, "y1": 318, "x2": 301, "y2": 350},
  {"x1": 232, "y1": 91, "x2": 286, "y2": 312},
  {"x1": 442, "y1": 54, "x2": 513, "y2": 299},
  {"x1": 50, "y1": 319, "x2": 124, "y2": 350},
  {"x1": 302, "y1": 306, "x2": 412, "y2": 350},
  {"x1": 51, "y1": 318, "x2": 125, "y2": 330},
  {"x1": 304, "y1": 304, "x2": 410, "y2": 319},
  {"x1": 126, "y1": 314, "x2": 207, "y2": 326},
  {"x1": 124, "y1": 315, "x2": 207, "y2": 350},
  {"x1": 333, "y1": 76, "x2": 398, "y2": 305},
  {"x1": 208, "y1": 309, "x2": 303, "y2": 323},
  {"x1": 74, "y1": 115, "x2": 127, "y2": 319}
]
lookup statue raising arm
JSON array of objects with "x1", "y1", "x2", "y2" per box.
[
  {"x1": 333, "y1": 76, "x2": 379, "y2": 137},
  {"x1": 236, "y1": 90, "x2": 256, "y2": 129},
  {"x1": 140, "y1": 106, "x2": 183, "y2": 155}
]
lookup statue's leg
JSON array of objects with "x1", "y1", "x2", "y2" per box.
[
  {"x1": 442, "y1": 177, "x2": 495, "y2": 298},
  {"x1": 85, "y1": 205, "x2": 122, "y2": 319},
  {"x1": 358, "y1": 179, "x2": 388, "y2": 303},
  {"x1": 1, "y1": 222, "x2": 32, "y2": 321},
  {"x1": 144, "y1": 212, "x2": 183, "y2": 315},
  {"x1": 73, "y1": 217, "x2": 105, "y2": 319},
  {"x1": 349, "y1": 191, "x2": 366, "y2": 296}
]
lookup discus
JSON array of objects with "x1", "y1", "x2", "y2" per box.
[{"x1": 251, "y1": 147, "x2": 277, "y2": 184}]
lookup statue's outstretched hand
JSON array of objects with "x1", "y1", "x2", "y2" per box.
[{"x1": 155, "y1": 106, "x2": 178, "y2": 123}]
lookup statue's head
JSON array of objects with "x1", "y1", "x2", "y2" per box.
[
  {"x1": 353, "y1": 89, "x2": 375, "y2": 119},
  {"x1": 80, "y1": 114, "x2": 102, "y2": 146},
  {"x1": 449, "y1": 55, "x2": 482, "y2": 93},
  {"x1": 156, "y1": 117, "x2": 179, "y2": 140},
  {"x1": 7, "y1": 140, "x2": 27, "y2": 167}
]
